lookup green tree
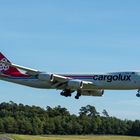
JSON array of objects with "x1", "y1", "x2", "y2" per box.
[
  {"x1": 102, "y1": 109, "x2": 109, "y2": 117},
  {"x1": 17, "y1": 118, "x2": 32, "y2": 134},
  {"x1": 3, "y1": 117, "x2": 18, "y2": 133},
  {"x1": 130, "y1": 120, "x2": 140, "y2": 136},
  {"x1": 79, "y1": 105, "x2": 99, "y2": 117}
]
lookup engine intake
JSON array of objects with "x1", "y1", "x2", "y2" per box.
[
  {"x1": 67, "y1": 80, "x2": 83, "y2": 90},
  {"x1": 38, "y1": 73, "x2": 54, "y2": 82}
]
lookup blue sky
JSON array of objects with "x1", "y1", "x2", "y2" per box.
[{"x1": 1, "y1": 0, "x2": 140, "y2": 120}]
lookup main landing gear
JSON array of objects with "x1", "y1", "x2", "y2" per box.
[
  {"x1": 60, "y1": 90, "x2": 81, "y2": 99},
  {"x1": 136, "y1": 90, "x2": 140, "y2": 97},
  {"x1": 60, "y1": 89, "x2": 72, "y2": 97},
  {"x1": 75, "y1": 90, "x2": 81, "y2": 99}
]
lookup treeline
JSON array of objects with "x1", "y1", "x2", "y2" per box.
[{"x1": 0, "y1": 101, "x2": 139, "y2": 136}]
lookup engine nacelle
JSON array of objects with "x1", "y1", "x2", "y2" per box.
[
  {"x1": 67, "y1": 80, "x2": 83, "y2": 90},
  {"x1": 82, "y1": 90, "x2": 104, "y2": 96},
  {"x1": 38, "y1": 73, "x2": 54, "y2": 82}
]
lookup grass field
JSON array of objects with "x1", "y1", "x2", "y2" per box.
[{"x1": 1, "y1": 134, "x2": 140, "y2": 140}]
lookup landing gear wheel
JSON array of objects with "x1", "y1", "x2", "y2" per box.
[
  {"x1": 75, "y1": 95, "x2": 79, "y2": 99},
  {"x1": 75, "y1": 90, "x2": 81, "y2": 99},
  {"x1": 60, "y1": 89, "x2": 72, "y2": 97},
  {"x1": 136, "y1": 90, "x2": 140, "y2": 97},
  {"x1": 136, "y1": 93, "x2": 140, "y2": 97}
]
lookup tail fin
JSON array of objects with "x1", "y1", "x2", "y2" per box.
[{"x1": 0, "y1": 52, "x2": 22, "y2": 76}]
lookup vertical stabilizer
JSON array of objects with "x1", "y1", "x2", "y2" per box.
[{"x1": 0, "y1": 52, "x2": 22, "y2": 76}]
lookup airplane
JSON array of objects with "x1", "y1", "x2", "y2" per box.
[{"x1": 0, "y1": 52, "x2": 140, "y2": 99}]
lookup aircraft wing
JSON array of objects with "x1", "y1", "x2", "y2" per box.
[
  {"x1": 0, "y1": 60, "x2": 71, "y2": 83},
  {"x1": 0, "y1": 60, "x2": 40, "y2": 75},
  {"x1": 11, "y1": 63, "x2": 40, "y2": 75},
  {"x1": 51, "y1": 78, "x2": 96, "y2": 90},
  {"x1": 49, "y1": 77, "x2": 103, "y2": 97},
  {"x1": 0, "y1": 60, "x2": 69, "y2": 80}
]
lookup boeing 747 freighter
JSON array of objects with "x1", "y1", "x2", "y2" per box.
[{"x1": 0, "y1": 52, "x2": 140, "y2": 99}]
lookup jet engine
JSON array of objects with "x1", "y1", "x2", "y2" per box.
[
  {"x1": 67, "y1": 80, "x2": 83, "y2": 90},
  {"x1": 38, "y1": 73, "x2": 54, "y2": 82},
  {"x1": 82, "y1": 90, "x2": 104, "y2": 96}
]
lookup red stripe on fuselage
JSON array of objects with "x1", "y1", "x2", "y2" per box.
[{"x1": 62, "y1": 75, "x2": 94, "y2": 79}]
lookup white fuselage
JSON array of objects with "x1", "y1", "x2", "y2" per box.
[{"x1": 2, "y1": 71, "x2": 140, "y2": 90}]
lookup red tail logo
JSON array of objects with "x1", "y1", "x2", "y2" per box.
[
  {"x1": 0, "y1": 58, "x2": 10, "y2": 71},
  {"x1": 0, "y1": 52, "x2": 23, "y2": 76}
]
